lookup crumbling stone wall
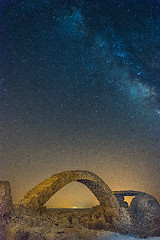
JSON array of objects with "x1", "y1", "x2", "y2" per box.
[
  {"x1": 0, "y1": 181, "x2": 13, "y2": 219},
  {"x1": 0, "y1": 181, "x2": 13, "y2": 240}
]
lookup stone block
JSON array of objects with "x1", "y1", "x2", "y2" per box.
[{"x1": 129, "y1": 194, "x2": 160, "y2": 237}]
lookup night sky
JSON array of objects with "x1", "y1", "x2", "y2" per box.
[{"x1": 1, "y1": 0, "x2": 160, "y2": 208}]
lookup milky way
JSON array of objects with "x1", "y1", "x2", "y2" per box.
[{"x1": 1, "y1": 0, "x2": 160, "y2": 207}]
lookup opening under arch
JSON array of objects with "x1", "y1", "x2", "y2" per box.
[{"x1": 44, "y1": 181, "x2": 99, "y2": 209}]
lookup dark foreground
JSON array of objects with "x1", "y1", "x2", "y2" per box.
[
  {"x1": 1, "y1": 206, "x2": 160, "y2": 240},
  {"x1": 1, "y1": 181, "x2": 160, "y2": 239}
]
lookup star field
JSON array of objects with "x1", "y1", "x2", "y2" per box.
[{"x1": 1, "y1": 0, "x2": 160, "y2": 207}]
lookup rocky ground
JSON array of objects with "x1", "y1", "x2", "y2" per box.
[
  {"x1": 0, "y1": 206, "x2": 120, "y2": 240},
  {"x1": 1, "y1": 181, "x2": 160, "y2": 240},
  {"x1": 1, "y1": 202, "x2": 160, "y2": 240}
]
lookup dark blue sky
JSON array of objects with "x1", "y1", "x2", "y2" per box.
[{"x1": 1, "y1": 0, "x2": 160, "y2": 207}]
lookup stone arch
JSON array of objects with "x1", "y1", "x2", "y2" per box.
[
  {"x1": 113, "y1": 190, "x2": 148, "y2": 197},
  {"x1": 19, "y1": 170, "x2": 120, "y2": 215},
  {"x1": 113, "y1": 190, "x2": 152, "y2": 208}
]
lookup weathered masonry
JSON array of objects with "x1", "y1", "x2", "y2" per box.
[{"x1": 18, "y1": 170, "x2": 120, "y2": 216}]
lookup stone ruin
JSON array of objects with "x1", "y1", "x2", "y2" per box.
[
  {"x1": 0, "y1": 181, "x2": 13, "y2": 240},
  {"x1": 0, "y1": 170, "x2": 160, "y2": 239},
  {"x1": 0, "y1": 181, "x2": 13, "y2": 219}
]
